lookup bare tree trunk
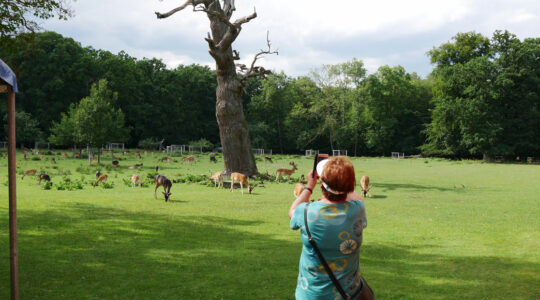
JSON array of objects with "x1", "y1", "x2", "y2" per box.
[{"x1": 215, "y1": 66, "x2": 257, "y2": 175}]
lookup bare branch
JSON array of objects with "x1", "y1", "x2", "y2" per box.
[
  {"x1": 155, "y1": 0, "x2": 205, "y2": 19},
  {"x1": 232, "y1": 50, "x2": 240, "y2": 60},
  {"x1": 233, "y1": 8, "x2": 256, "y2": 26},
  {"x1": 238, "y1": 31, "x2": 279, "y2": 84},
  {"x1": 223, "y1": 0, "x2": 236, "y2": 18}
]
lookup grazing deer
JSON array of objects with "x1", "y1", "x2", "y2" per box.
[
  {"x1": 21, "y1": 169, "x2": 37, "y2": 179},
  {"x1": 154, "y1": 174, "x2": 172, "y2": 202},
  {"x1": 73, "y1": 152, "x2": 81, "y2": 158},
  {"x1": 61, "y1": 152, "x2": 68, "y2": 157},
  {"x1": 276, "y1": 162, "x2": 298, "y2": 181},
  {"x1": 131, "y1": 174, "x2": 142, "y2": 187},
  {"x1": 161, "y1": 157, "x2": 171, "y2": 163},
  {"x1": 51, "y1": 157, "x2": 56, "y2": 164},
  {"x1": 182, "y1": 156, "x2": 195, "y2": 165},
  {"x1": 96, "y1": 170, "x2": 101, "y2": 179},
  {"x1": 155, "y1": 165, "x2": 159, "y2": 172},
  {"x1": 112, "y1": 160, "x2": 120, "y2": 167},
  {"x1": 230, "y1": 172, "x2": 254, "y2": 195},
  {"x1": 134, "y1": 152, "x2": 142, "y2": 159},
  {"x1": 127, "y1": 163, "x2": 143, "y2": 169},
  {"x1": 210, "y1": 155, "x2": 217, "y2": 163},
  {"x1": 360, "y1": 175, "x2": 371, "y2": 198},
  {"x1": 94, "y1": 174, "x2": 108, "y2": 187},
  {"x1": 264, "y1": 156, "x2": 273, "y2": 163},
  {"x1": 38, "y1": 173, "x2": 51, "y2": 185},
  {"x1": 144, "y1": 151, "x2": 149, "y2": 156},
  {"x1": 293, "y1": 182, "x2": 305, "y2": 198},
  {"x1": 209, "y1": 171, "x2": 224, "y2": 188}
]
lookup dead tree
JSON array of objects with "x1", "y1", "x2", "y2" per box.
[{"x1": 156, "y1": 0, "x2": 277, "y2": 176}]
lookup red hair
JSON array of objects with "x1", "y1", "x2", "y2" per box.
[{"x1": 320, "y1": 156, "x2": 356, "y2": 202}]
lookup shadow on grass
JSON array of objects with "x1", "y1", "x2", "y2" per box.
[
  {"x1": 376, "y1": 183, "x2": 456, "y2": 192},
  {"x1": 362, "y1": 243, "x2": 539, "y2": 299},
  {"x1": 0, "y1": 203, "x2": 538, "y2": 299},
  {"x1": 369, "y1": 195, "x2": 387, "y2": 199}
]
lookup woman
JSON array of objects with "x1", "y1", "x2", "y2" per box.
[{"x1": 288, "y1": 156, "x2": 372, "y2": 299}]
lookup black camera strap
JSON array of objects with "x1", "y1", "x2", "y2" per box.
[{"x1": 304, "y1": 203, "x2": 350, "y2": 300}]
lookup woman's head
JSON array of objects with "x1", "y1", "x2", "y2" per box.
[{"x1": 318, "y1": 156, "x2": 356, "y2": 202}]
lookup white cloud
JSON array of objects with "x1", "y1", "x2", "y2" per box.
[{"x1": 41, "y1": 0, "x2": 540, "y2": 77}]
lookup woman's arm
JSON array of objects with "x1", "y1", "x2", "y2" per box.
[{"x1": 288, "y1": 170, "x2": 317, "y2": 219}]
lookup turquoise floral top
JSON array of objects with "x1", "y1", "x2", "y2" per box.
[{"x1": 290, "y1": 200, "x2": 367, "y2": 300}]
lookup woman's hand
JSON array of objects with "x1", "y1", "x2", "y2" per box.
[{"x1": 306, "y1": 170, "x2": 317, "y2": 190}]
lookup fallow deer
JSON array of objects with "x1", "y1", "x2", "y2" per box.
[
  {"x1": 230, "y1": 172, "x2": 254, "y2": 195},
  {"x1": 127, "y1": 163, "x2": 143, "y2": 169},
  {"x1": 134, "y1": 152, "x2": 142, "y2": 159},
  {"x1": 21, "y1": 169, "x2": 37, "y2": 179},
  {"x1": 360, "y1": 175, "x2": 371, "y2": 198},
  {"x1": 161, "y1": 157, "x2": 171, "y2": 163},
  {"x1": 51, "y1": 157, "x2": 56, "y2": 164},
  {"x1": 264, "y1": 156, "x2": 273, "y2": 163},
  {"x1": 112, "y1": 160, "x2": 120, "y2": 167},
  {"x1": 154, "y1": 174, "x2": 172, "y2": 202},
  {"x1": 131, "y1": 174, "x2": 142, "y2": 187},
  {"x1": 276, "y1": 162, "x2": 298, "y2": 181},
  {"x1": 144, "y1": 151, "x2": 148, "y2": 156},
  {"x1": 94, "y1": 174, "x2": 108, "y2": 187},
  {"x1": 38, "y1": 173, "x2": 51, "y2": 185},
  {"x1": 96, "y1": 170, "x2": 101, "y2": 179},
  {"x1": 182, "y1": 156, "x2": 195, "y2": 165},
  {"x1": 61, "y1": 152, "x2": 68, "y2": 157},
  {"x1": 155, "y1": 165, "x2": 159, "y2": 172},
  {"x1": 209, "y1": 171, "x2": 224, "y2": 188},
  {"x1": 210, "y1": 155, "x2": 217, "y2": 163},
  {"x1": 293, "y1": 182, "x2": 305, "y2": 198}
]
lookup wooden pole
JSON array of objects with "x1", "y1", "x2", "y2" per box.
[{"x1": 7, "y1": 87, "x2": 19, "y2": 300}]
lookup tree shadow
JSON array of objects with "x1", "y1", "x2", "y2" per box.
[
  {"x1": 375, "y1": 183, "x2": 456, "y2": 192},
  {"x1": 0, "y1": 203, "x2": 537, "y2": 299},
  {"x1": 369, "y1": 195, "x2": 387, "y2": 199}
]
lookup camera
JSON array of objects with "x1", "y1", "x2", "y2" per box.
[{"x1": 312, "y1": 153, "x2": 329, "y2": 178}]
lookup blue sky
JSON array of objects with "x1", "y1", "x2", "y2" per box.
[{"x1": 41, "y1": 0, "x2": 540, "y2": 78}]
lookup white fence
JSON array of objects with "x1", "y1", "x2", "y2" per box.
[
  {"x1": 305, "y1": 150, "x2": 319, "y2": 157},
  {"x1": 391, "y1": 152, "x2": 405, "y2": 159},
  {"x1": 106, "y1": 143, "x2": 125, "y2": 152},
  {"x1": 0, "y1": 141, "x2": 7, "y2": 149},
  {"x1": 167, "y1": 145, "x2": 185, "y2": 154},
  {"x1": 332, "y1": 149, "x2": 348, "y2": 156},
  {"x1": 188, "y1": 145, "x2": 203, "y2": 153}
]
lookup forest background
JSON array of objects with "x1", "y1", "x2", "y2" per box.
[{"x1": 1, "y1": 29, "x2": 539, "y2": 158}]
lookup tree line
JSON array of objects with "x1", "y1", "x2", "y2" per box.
[{"x1": 1, "y1": 30, "x2": 539, "y2": 158}]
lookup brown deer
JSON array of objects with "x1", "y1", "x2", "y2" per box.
[
  {"x1": 131, "y1": 174, "x2": 142, "y2": 187},
  {"x1": 182, "y1": 156, "x2": 196, "y2": 165},
  {"x1": 96, "y1": 170, "x2": 101, "y2": 178},
  {"x1": 293, "y1": 182, "x2": 305, "y2": 198},
  {"x1": 209, "y1": 155, "x2": 217, "y2": 163},
  {"x1": 154, "y1": 174, "x2": 172, "y2": 201},
  {"x1": 134, "y1": 152, "x2": 142, "y2": 159},
  {"x1": 94, "y1": 174, "x2": 108, "y2": 187},
  {"x1": 209, "y1": 171, "x2": 224, "y2": 188},
  {"x1": 61, "y1": 152, "x2": 68, "y2": 158},
  {"x1": 360, "y1": 175, "x2": 371, "y2": 198},
  {"x1": 276, "y1": 162, "x2": 298, "y2": 181},
  {"x1": 144, "y1": 151, "x2": 149, "y2": 156},
  {"x1": 161, "y1": 157, "x2": 171, "y2": 163},
  {"x1": 38, "y1": 173, "x2": 51, "y2": 185},
  {"x1": 264, "y1": 156, "x2": 273, "y2": 163},
  {"x1": 21, "y1": 169, "x2": 37, "y2": 179},
  {"x1": 230, "y1": 172, "x2": 254, "y2": 195},
  {"x1": 127, "y1": 163, "x2": 143, "y2": 169}
]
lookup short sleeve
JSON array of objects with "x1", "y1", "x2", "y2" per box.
[{"x1": 290, "y1": 202, "x2": 308, "y2": 230}]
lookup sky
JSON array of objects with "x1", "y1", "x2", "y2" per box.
[{"x1": 41, "y1": 0, "x2": 540, "y2": 78}]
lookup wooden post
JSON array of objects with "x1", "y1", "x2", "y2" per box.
[{"x1": 5, "y1": 84, "x2": 19, "y2": 300}]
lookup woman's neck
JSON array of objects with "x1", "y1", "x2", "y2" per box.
[{"x1": 318, "y1": 196, "x2": 347, "y2": 204}]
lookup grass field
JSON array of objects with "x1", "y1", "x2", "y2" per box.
[{"x1": 1, "y1": 151, "x2": 539, "y2": 299}]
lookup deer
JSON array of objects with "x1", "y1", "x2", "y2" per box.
[
  {"x1": 210, "y1": 155, "x2": 217, "y2": 163},
  {"x1": 276, "y1": 162, "x2": 298, "y2": 181},
  {"x1": 38, "y1": 173, "x2": 51, "y2": 185},
  {"x1": 134, "y1": 152, "x2": 142, "y2": 159},
  {"x1": 360, "y1": 175, "x2": 371, "y2": 198},
  {"x1": 127, "y1": 163, "x2": 143, "y2": 169},
  {"x1": 182, "y1": 156, "x2": 196, "y2": 165},
  {"x1": 155, "y1": 165, "x2": 159, "y2": 172},
  {"x1": 94, "y1": 174, "x2": 108, "y2": 187},
  {"x1": 51, "y1": 157, "x2": 56, "y2": 164},
  {"x1": 21, "y1": 169, "x2": 37, "y2": 179},
  {"x1": 264, "y1": 156, "x2": 273, "y2": 163},
  {"x1": 209, "y1": 171, "x2": 224, "y2": 188},
  {"x1": 144, "y1": 151, "x2": 149, "y2": 156},
  {"x1": 230, "y1": 172, "x2": 254, "y2": 195},
  {"x1": 131, "y1": 174, "x2": 142, "y2": 187},
  {"x1": 161, "y1": 157, "x2": 171, "y2": 163},
  {"x1": 293, "y1": 175, "x2": 307, "y2": 197},
  {"x1": 61, "y1": 152, "x2": 68, "y2": 158},
  {"x1": 96, "y1": 170, "x2": 101, "y2": 179},
  {"x1": 112, "y1": 160, "x2": 120, "y2": 167},
  {"x1": 154, "y1": 174, "x2": 172, "y2": 202}
]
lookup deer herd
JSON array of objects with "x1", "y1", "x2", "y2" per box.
[{"x1": 18, "y1": 150, "x2": 373, "y2": 202}]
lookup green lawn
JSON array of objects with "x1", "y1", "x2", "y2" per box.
[{"x1": 1, "y1": 152, "x2": 539, "y2": 299}]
